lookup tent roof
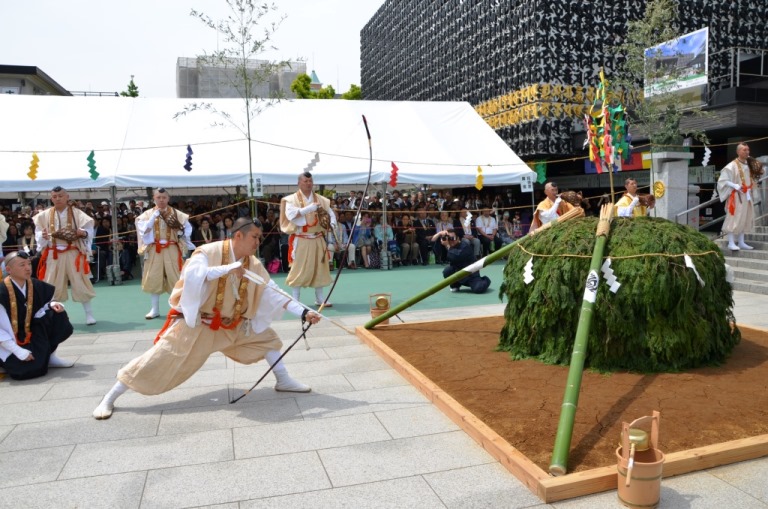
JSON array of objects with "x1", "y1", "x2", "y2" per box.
[{"x1": 0, "y1": 95, "x2": 534, "y2": 193}]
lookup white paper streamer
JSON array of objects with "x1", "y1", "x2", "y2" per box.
[
  {"x1": 702, "y1": 145, "x2": 711, "y2": 167},
  {"x1": 464, "y1": 256, "x2": 486, "y2": 275},
  {"x1": 523, "y1": 257, "x2": 534, "y2": 285},
  {"x1": 724, "y1": 263, "x2": 735, "y2": 284},
  {"x1": 684, "y1": 254, "x2": 705, "y2": 287},
  {"x1": 303, "y1": 152, "x2": 320, "y2": 172},
  {"x1": 600, "y1": 258, "x2": 621, "y2": 294}
]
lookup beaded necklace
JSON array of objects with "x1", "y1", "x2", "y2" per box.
[
  {"x1": 213, "y1": 239, "x2": 250, "y2": 325},
  {"x1": 3, "y1": 277, "x2": 33, "y2": 346}
]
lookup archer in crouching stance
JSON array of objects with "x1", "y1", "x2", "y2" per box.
[{"x1": 93, "y1": 217, "x2": 319, "y2": 420}]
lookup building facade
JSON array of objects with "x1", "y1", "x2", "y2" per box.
[
  {"x1": 176, "y1": 57, "x2": 307, "y2": 99},
  {"x1": 0, "y1": 65, "x2": 70, "y2": 96},
  {"x1": 361, "y1": 1, "x2": 768, "y2": 163}
]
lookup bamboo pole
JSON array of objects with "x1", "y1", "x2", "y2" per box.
[
  {"x1": 549, "y1": 204, "x2": 614, "y2": 476},
  {"x1": 363, "y1": 207, "x2": 585, "y2": 329}
]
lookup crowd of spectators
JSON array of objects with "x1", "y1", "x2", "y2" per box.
[{"x1": 1, "y1": 186, "x2": 558, "y2": 279}]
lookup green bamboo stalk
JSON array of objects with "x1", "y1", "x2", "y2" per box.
[
  {"x1": 549, "y1": 204, "x2": 614, "y2": 476},
  {"x1": 364, "y1": 207, "x2": 585, "y2": 329}
]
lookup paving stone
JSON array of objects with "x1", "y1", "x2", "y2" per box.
[
  {"x1": 240, "y1": 476, "x2": 447, "y2": 508},
  {"x1": 299, "y1": 335, "x2": 362, "y2": 348},
  {"x1": 318, "y1": 431, "x2": 493, "y2": 486},
  {"x1": 344, "y1": 368, "x2": 408, "y2": 391},
  {"x1": 140, "y1": 451, "x2": 330, "y2": 508},
  {"x1": 118, "y1": 384, "x2": 232, "y2": 414},
  {"x1": 157, "y1": 397, "x2": 304, "y2": 435},
  {"x1": 93, "y1": 331, "x2": 156, "y2": 344},
  {"x1": 57, "y1": 341, "x2": 136, "y2": 356},
  {"x1": 234, "y1": 413, "x2": 391, "y2": 459},
  {"x1": 375, "y1": 405, "x2": 459, "y2": 439},
  {"x1": 42, "y1": 378, "x2": 117, "y2": 400},
  {"x1": 59, "y1": 429, "x2": 233, "y2": 479},
  {"x1": 57, "y1": 336, "x2": 97, "y2": 346},
  {"x1": 0, "y1": 382, "x2": 53, "y2": 404},
  {"x1": 424, "y1": 463, "x2": 542, "y2": 508},
  {"x1": 0, "y1": 471, "x2": 146, "y2": 509},
  {"x1": 0, "y1": 412, "x2": 160, "y2": 453},
  {"x1": 708, "y1": 457, "x2": 768, "y2": 504},
  {"x1": 297, "y1": 385, "x2": 429, "y2": 420},
  {"x1": 285, "y1": 355, "x2": 391, "y2": 379},
  {"x1": 0, "y1": 396, "x2": 100, "y2": 426},
  {"x1": 323, "y1": 344, "x2": 376, "y2": 359},
  {"x1": 131, "y1": 339, "x2": 154, "y2": 352},
  {"x1": 0, "y1": 445, "x2": 74, "y2": 488},
  {"x1": 0, "y1": 425, "x2": 12, "y2": 443}
]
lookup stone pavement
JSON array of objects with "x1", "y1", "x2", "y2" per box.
[{"x1": 1, "y1": 292, "x2": 767, "y2": 508}]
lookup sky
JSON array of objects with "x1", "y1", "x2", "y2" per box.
[{"x1": 1, "y1": 0, "x2": 385, "y2": 97}]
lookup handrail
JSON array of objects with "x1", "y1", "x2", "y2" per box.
[{"x1": 675, "y1": 197, "x2": 720, "y2": 225}]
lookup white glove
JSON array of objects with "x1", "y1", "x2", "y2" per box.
[
  {"x1": 11, "y1": 344, "x2": 31, "y2": 361},
  {"x1": 553, "y1": 197, "x2": 562, "y2": 206},
  {"x1": 152, "y1": 209, "x2": 161, "y2": 218},
  {"x1": 206, "y1": 261, "x2": 242, "y2": 281},
  {"x1": 300, "y1": 203, "x2": 318, "y2": 215},
  {"x1": 727, "y1": 182, "x2": 741, "y2": 191},
  {"x1": 630, "y1": 197, "x2": 639, "y2": 208}
]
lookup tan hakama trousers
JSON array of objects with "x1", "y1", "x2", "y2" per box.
[
  {"x1": 286, "y1": 235, "x2": 331, "y2": 288},
  {"x1": 42, "y1": 248, "x2": 96, "y2": 303},
  {"x1": 118, "y1": 318, "x2": 282, "y2": 396},
  {"x1": 142, "y1": 243, "x2": 182, "y2": 295}
]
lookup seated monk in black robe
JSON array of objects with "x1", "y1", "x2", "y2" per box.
[{"x1": 0, "y1": 251, "x2": 74, "y2": 380}]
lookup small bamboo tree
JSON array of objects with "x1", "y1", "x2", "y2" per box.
[
  {"x1": 612, "y1": 0, "x2": 708, "y2": 149},
  {"x1": 175, "y1": 0, "x2": 290, "y2": 216}
]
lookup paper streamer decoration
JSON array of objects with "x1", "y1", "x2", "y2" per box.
[
  {"x1": 389, "y1": 162, "x2": 399, "y2": 187},
  {"x1": 702, "y1": 145, "x2": 711, "y2": 167},
  {"x1": 585, "y1": 69, "x2": 630, "y2": 173},
  {"x1": 600, "y1": 258, "x2": 621, "y2": 293},
  {"x1": 523, "y1": 257, "x2": 534, "y2": 285},
  {"x1": 303, "y1": 152, "x2": 320, "y2": 172},
  {"x1": 535, "y1": 161, "x2": 547, "y2": 184},
  {"x1": 86, "y1": 151, "x2": 99, "y2": 180},
  {"x1": 184, "y1": 145, "x2": 193, "y2": 172},
  {"x1": 475, "y1": 166, "x2": 483, "y2": 190},
  {"x1": 28, "y1": 153, "x2": 39, "y2": 180},
  {"x1": 684, "y1": 254, "x2": 705, "y2": 287}
]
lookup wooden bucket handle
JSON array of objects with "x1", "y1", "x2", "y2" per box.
[{"x1": 620, "y1": 410, "x2": 661, "y2": 460}]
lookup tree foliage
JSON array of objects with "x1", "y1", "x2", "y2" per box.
[
  {"x1": 498, "y1": 217, "x2": 739, "y2": 372},
  {"x1": 341, "y1": 84, "x2": 362, "y2": 100},
  {"x1": 120, "y1": 76, "x2": 139, "y2": 97},
  {"x1": 289, "y1": 73, "x2": 337, "y2": 99},
  {"x1": 612, "y1": 0, "x2": 708, "y2": 147}
]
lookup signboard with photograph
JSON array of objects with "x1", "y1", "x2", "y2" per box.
[{"x1": 644, "y1": 27, "x2": 708, "y2": 107}]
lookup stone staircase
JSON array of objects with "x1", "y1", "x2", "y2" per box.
[{"x1": 716, "y1": 225, "x2": 768, "y2": 295}]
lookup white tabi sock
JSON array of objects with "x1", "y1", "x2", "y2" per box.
[
  {"x1": 93, "y1": 381, "x2": 128, "y2": 420},
  {"x1": 265, "y1": 350, "x2": 311, "y2": 393},
  {"x1": 292, "y1": 287, "x2": 301, "y2": 302},
  {"x1": 82, "y1": 301, "x2": 96, "y2": 325}
]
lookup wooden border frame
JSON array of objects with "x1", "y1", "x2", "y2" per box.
[{"x1": 356, "y1": 320, "x2": 768, "y2": 503}]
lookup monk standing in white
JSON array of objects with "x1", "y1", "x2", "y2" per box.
[
  {"x1": 530, "y1": 181, "x2": 574, "y2": 232},
  {"x1": 717, "y1": 143, "x2": 760, "y2": 251},
  {"x1": 279, "y1": 172, "x2": 336, "y2": 306},
  {"x1": 136, "y1": 188, "x2": 195, "y2": 319},
  {"x1": 33, "y1": 186, "x2": 97, "y2": 325}
]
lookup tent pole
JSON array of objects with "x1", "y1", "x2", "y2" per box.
[{"x1": 109, "y1": 186, "x2": 122, "y2": 285}]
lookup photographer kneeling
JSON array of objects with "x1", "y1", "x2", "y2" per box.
[{"x1": 438, "y1": 229, "x2": 491, "y2": 294}]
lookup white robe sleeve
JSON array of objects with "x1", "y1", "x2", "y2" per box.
[
  {"x1": 285, "y1": 196, "x2": 311, "y2": 226},
  {"x1": 183, "y1": 220, "x2": 195, "y2": 249},
  {"x1": 252, "y1": 279, "x2": 292, "y2": 334},
  {"x1": 538, "y1": 198, "x2": 562, "y2": 223},
  {"x1": 617, "y1": 197, "x2": 639, "y2": 217},
  {"x1": 136, "y1": 211, "x2": 159, "y2": 246},
  {"x1": 0, "y1": 307, "x2": 31, "y2": 362},
  {"x1": 177, "y1": 253, "x2": 209, "y2": 328}
]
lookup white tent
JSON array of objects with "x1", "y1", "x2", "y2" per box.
[{"x1": 0, "y1": 95, "x2": 533, "y2": 194}]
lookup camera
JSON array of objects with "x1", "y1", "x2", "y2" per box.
[{"x1": 447, "y1": 235, "x2": 457, "y2": 242}]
